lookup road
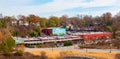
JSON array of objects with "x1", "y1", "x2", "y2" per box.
[{"x1": 25, "y1": 46, "x2": 120, "y2": 53}]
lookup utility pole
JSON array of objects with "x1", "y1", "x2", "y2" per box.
[
  {"x1": 85, "y1": 43, "x2": 88, "y2": 53},
  {"x1": 109, "y1": 42, "x2": 112, "y2": 53}
]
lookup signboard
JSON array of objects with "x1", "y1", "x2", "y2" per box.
[
  {"x1": 15, "y1": 39, "x2": 24, "y2": 44},
  {"x1": 52, "y1": 28, "x2": 66, "y2": 36}
]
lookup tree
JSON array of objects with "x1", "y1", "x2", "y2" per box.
[
  {"x1": 27, "y1": 15, "x2": 39, "y2": 24},
  {"x1": 18, "y1": 15, "x2": 26, "y2": 22},
  {"x1": 0, "y1": 36, "x2": 15, "y2": 55},
  {"x1": 106, "y1": 26, "x2": 112, "y2": 32},
  {"x1": 29, "y1": 32, "x2": 37, "y2": 37},
  {"x1": 102, "y1": 12, "x2": 112, "y2": 26},
  {"x1": 112, "y1": 17, "x2": 120, "y2": 38},
  {"x1": 39, "y1": 18, "x2": 47, "y2": 28},
  {"x1": 70, "y1": 17, "x2": 80, "y2": 30},
  {"x1": 34, "y1": 26, "x2": 41, "y2": 36},
  {"x1": 4, "y1": 16, "x2": 13, "y2": 24},
  {"x1": 48, "y1": 16, "x2": 60, "y2": 27},
  {"x1": 12, "y1": 30, "x2": 20, "y2": 37},
  {"x1": 102, "y1": 12, "x2": 112, "y2": 21},
  {"x1": 0, "y1": 21, "x2": 3, "y2": 28},
  {"x1": 0, "y1": 32, "x2": 4, "y2": 44},
  {"x1": 60, "y1": 15, "x2": 68, "y2": 27},
  {"x1": 80, "y1": 19, "x2": 86, "y2": 28}
]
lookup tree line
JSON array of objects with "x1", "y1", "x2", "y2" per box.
[{"x1": 0, "y1": 12, "x2": 120, "y2": 38}]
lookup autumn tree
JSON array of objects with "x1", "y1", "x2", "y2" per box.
[
  {"x1": 39, "y1": 17, "x2": 47, "y2": 28},
  {"x1": 18, "y1": 15, "x2": 27, "y2": 24},
  {"x1": 102, "y1": 12, "x2": 113, "y2": 26},
  {"x1": 0, "y1": 28, "x2": 15, "y2": 55},
  {"x1": 70, "y1": 17, "x2": 80, "y2": 30},
  {"x1": 0, "y1": 36, "x2": 15, "y2": 55},
  {"x1": 112, "y1": 16, "x2": 120, "y2": 38},
  {"x1": 27, "y1": 15, "x2": 39, "y2": 24},
  {"x1": 0, "y1": 32, "x2": 4, "y2": 44},
  {"x1": 48, "y1": 16, "x2": 61, "y2": 27},
  {"x1": 60, "y1": 15, "x2": 69, "y2": 27},
  {"x1": 82, "y1": 15, "x2": 91, "y2": 27}
]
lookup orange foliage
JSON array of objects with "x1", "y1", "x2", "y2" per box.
[
  {"x1": 0, "y1": 31, "x2": 4, "y2": 44},
  {"x1": 0, "y1": 32, "x2": 2, "y2": 39},
  {"x1": 29, "y1": 15, "x2": 39, "y2": 23}
]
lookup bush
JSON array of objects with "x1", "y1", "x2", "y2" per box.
[
  {"x1": 14, "y1": 50, "x2": 24, "y2": 56},
  {"x1": 0, "y1": 37, "x2": 15, "y2": 55},
  {"x1": 64, "y1": 41, "x2": 73, "y2": 46},
  {"x1": 51, "y1": 42, "x2": 56, "y2": 47},
  {"x1": 27, "y1": 45, "x2": 34, "y2": 48},
  {"x1": 39, "y1": 43, "x2": 45, "y2": 48}
]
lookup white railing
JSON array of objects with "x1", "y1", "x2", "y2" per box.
[{"x1": 24, "y1": 38, "x2": 82, "y2": 44}]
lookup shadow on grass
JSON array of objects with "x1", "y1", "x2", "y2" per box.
[
  {"x1": 0, "y1": 51, "x2": 48, "y2": 59},
  {"x1": 115, "y1": 53, "x2": 120, "y2": 59}
]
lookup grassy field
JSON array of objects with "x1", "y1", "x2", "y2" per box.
[{"x1": 26, "y1": 50, "x2": 120, "y2": 59}]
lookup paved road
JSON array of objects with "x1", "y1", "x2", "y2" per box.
[{"x1": 25, "y1": 46, "x2": 120, "y2": 53}]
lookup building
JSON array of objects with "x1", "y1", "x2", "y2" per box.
[
  {"x1": 14, "y1": 28, "x2": 112, "y2": 47},
  {"x1": 66, "y1": 24, "x2": 74, "y2": 30},
  {"x1": 71, "y1": 32, "x2": 112, "y2": 41},
  {"x1": 42, "y1": 28, "x2": 66, "y2": 36},
  {"x1": 14, "y1": 35, "x2": 83, "y2": 47}
]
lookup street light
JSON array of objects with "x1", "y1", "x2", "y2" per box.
[{"x1": 109, "y1": 42, "x2": 112, "y2": 53}]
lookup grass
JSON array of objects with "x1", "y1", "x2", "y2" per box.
[{"x1": 25, "y1": 50, "x2": 120, "y2": 59}]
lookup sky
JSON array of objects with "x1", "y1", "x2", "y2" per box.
[{"x1": 0, "y1": 0, "x2": 120, "y2": 17}]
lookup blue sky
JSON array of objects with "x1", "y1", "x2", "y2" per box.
[{"x1": 0, "y1": 0, "x2": 120, "y2": 17}]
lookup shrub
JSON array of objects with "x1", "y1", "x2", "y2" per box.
[
  {"x1": 27, "y1": 45, "x2": 34, "y2": 48},
  {"x1": 51, "y1": 42, "x2": 56, "y2": 47},
  {"x1": 64, "y1": 41, "x2": 73, "y2": 46},
  {"x1": 14, "y1": 50, "x2": 24, "y2": 56},
  {"x1": 39, "y1": 43, "x2": 45, "y2": 48}
]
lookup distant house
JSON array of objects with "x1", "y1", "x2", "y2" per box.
[
  {"x1": 66, "y1": 24, "x2": 74, "y2": 30},
  {"x1": 12, "y1": 20, "x2": 17, "y2": 24},
  {"x1": 84, "y1": 26, "x2": 96, "y2": 31},
  {"x1": 36, "y1": 22, "x2": 40, "y2": 26},
  {"x1": 12, "y1": 19, "x2": 18, "y2": 25},
  {"x1": 12, "y1": 20, "x2": 29, "y2": 26},
  {"x1": 23, "y1": 22, "x2": 29, "y2": 26},
  {"x1": 19, "y1": 21, "x2": 29, "y2": 26}
]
